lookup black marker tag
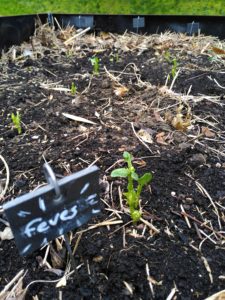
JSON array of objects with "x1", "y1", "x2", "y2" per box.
[{"x1": 3, "y1": 166, "x2": 100, "y2": 256}]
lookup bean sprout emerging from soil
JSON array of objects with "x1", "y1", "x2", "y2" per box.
[
  {"x1": 11, "y1": 111, "x2": 22, "y2": 135},
  {"x1": 90, "y1": 56, "x2": 100, "y2": 75},
  {"x1": 111, "y1": 151, "x2": 152, "y2": 223}
]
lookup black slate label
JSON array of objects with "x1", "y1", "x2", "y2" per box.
[{"x1": 3, "y1": 165, "x2": 100, "y2": 256}]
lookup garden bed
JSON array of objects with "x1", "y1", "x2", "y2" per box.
[{"x1": 0, "y1": 23, "x2": 225, "y2": 299}]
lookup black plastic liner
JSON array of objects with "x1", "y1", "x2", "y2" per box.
[{"x1": 1, "y1": 14, "x2": 225, "y2": 50}]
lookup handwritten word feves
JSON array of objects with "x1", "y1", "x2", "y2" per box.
[{"x1": 24, "y1": 195, "x2": 98, "y2": 238}]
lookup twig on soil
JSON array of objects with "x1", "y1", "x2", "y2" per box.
[
  {"x1": 103, "y1": 66, "x2": 123, "y2": 86},
  {"x1": 0, "y1": 154, "x2": 10, "y2": 201},
  {"x1": 195, "y1": 140, "x2": 225, "y2": 157},
  {"x1": 86, "y1": 259, "x2": 91, "y2": 275},
  {"x1": 40, "y1": 83, "x2": 71, "y2": 93},
  {"x1": 193, "y1": 115, "x2": 219, "y2": 129},
  {"x1": 178, "y1": 210, "x2": 225, "y2": 241},
  {"x1": 195, "y1": 181, "x2": 222, "y2": 230},
  {"x1": 72, "y1": 232, "x2": 82, "y2": 255},
  {"x1": 62, "y1": 112, "x2": 97, "y2": 125},
  {"x1": 216, "y1": 202, "x2": 225, "y2": 211},
  {"x1": 201, "y1": 256, "x2": 213, "y2": 284},
  {"x1": 110, "y1": 182, "x2": 115, "y2": 209},
  {"x1": 166, "y1": 284, "x2": 178, "y2": 300},
  {"x1": 24, "y1": 269, "x2": 75, "y2": 295},
  {"x1": 0, "y1": 217, "x2": 9, "y2": 226},
  {"x1": 140, "y1": 218, "x2": 160, "y2": 234},
  {"x1": 213, "y1": 78, "x2": 225, "y2": 89},
  {"x1": 146, "y1": 263, "x2": 155, "y2": 299},
  {"x1": 105, "y1": 208, "x2": 123, "y2": 219},
  {"x1": 201, "y1": 42, "x2": 210, "y2": 54},
  {"x1": 81, "y1": 75, "x2": 93, "y2": 94},
  {"x1": 141, "y1": 225, "x2": 147, "y2": 237},
  {"x1": 76, "y1": 218, "x2": 123, "y2": 234},
  {"x1": 109, "y1": 220, "x2": 133, "y2": 236},
  {"x1": 87, "y1": 156, "x2": 101, "y2": 168},
  {"x1": 169, "y1": 68, "x2": 181, "y2": 91},
  {"x1": 118, "y1": 186, "x2": 125, "y2": 212},
  {"x1": 42, "y1": 244, "x2": 52, "y2": 269},
  {"x1": 199, "y1": 230, "x2": 217, "y2": 246},
  {"x1": 7, "y1": 269, "x2": 28, "y2": 298},
  {"x1": 123, "y1": 226, "x2": 127, "y2": 248},
  {"x1": 180, "y1": 204, "x2": 191, "y2": 228},
  {"x1": 0, "y1": 269, "x2": 26, "y2": 298},
  {"x1": 131, "y1": 122, "x2": 153, "y2": 153},
  {"x1": 64, "y1": 27, "x2": 91, "y2": 45},
  {"x1": 123, "y1": 281, "x2": 133, "y2": 296},
  {"x1": 105, "y1": 159, "x2": 124, "y2": 173},
  {"x1": 193, "y1": 222, "x2": 203, "y2": 240}
]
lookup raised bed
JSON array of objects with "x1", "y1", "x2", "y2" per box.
[{"x1": 0, "y1": 19, "x2": 225, "y2": 300}]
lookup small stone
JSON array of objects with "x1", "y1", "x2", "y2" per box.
[
  {"x1": 171, "y1": 191, "x2": 176, "y2": 197},
  {"x1": 173, "y1": 131, "x2": 188, "y2": 144},
  {"x1": 93, "y1": 256, "x2": 103, "y2": 263},
  {"x1": 185, "y1": 197, "x2": 194, "y2": 204},
  {"x1": 101, "y1": 80, "x2": 110, "y2": 89},
  {"x1": 179, "y1": 142, "x2": 192, "y2": 151},
  {"x1": 183, "y1": 204, "x2": 190, "y2": 210},
  {"x1": 188, "y1": 153, "x2": 206, "y2": 167}
]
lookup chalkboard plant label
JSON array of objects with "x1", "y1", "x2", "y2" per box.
[{"x1": 3, "y1": 165, "x2": 100, "y2": 256}]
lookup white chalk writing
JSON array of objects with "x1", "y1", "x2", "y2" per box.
[
  {"x1": 24, "y1": 204, "x2": 78, "y2": 238},
  {"x1": 17, "y1": 210, "x2": 31, "y2": 217},
  {"x1": 39, "y1": 197, "x2": 46, "y2": 212},
  {"x1": 80, "y1": 182, "x2": 90, "y2": 194}
]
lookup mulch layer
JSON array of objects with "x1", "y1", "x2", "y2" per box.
[{"x1": 0, "y1": 23, "x2": 225, "y2": 300}]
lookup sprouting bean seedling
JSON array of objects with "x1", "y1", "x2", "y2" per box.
[
  {"x1": 111, "y1": 151, "x2": 152, "y2": 223},
  {"x1": 110, "y1": 52, "x2": 119, "y2": 63},
  {"x1": 90, "y1": 56, "x2": 100, "y2": 75},
  {"x1": 171, "y1": 58, "x2": 178, "y2": 79},
  {"x1": 11, "y1": 111, "x2": 22, "y2": 134},
  {"x1": 70, "y1": 82, "x2": 77, "y2": 96},
  {"x1": 164, "y1": 52, "x2": 178, "y2": 80}
]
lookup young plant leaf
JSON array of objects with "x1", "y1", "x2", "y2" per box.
[
  {"x1": 11, "y1": 111, "x2": 22, "y2": 134},
  {"x1": 131, "y1": 172, "x2": 139, "y2": 181},
  {"x1": 123, "y1": 151, "x2": 132, "y2": 162},
  {"x1": 138, "y1": 173, "x2": 153, "y2": 186},
  {"x1": 111, "y1": 168, "x2": 129, "y2": 178}
]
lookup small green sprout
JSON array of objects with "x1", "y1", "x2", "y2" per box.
[
  {"x1": 111, "y1": 151, "x2": 152, "y2": 223},
  {"x1": 110, "y1": 52, "x2": 119, "y2": 63},
  {"x1": 164, "y1": 52, "x2": 178, "y2": 81},
  {"x1": 70, "y1": 82, "x2": 77, "y2": 96},
  {"x1": 171, "y1": 58, "x2": 178, "y2": 79},
  {"x1": 164, "y1": 51, "x2": 171, "y2": 63},
  {"x1": 11, "y1": 111, "x2": 22, "y2": 134},
  {"x1": 90, "y1": 56, "x2": 100, "y2": 75}
]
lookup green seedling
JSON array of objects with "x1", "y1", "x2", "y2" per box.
[
  {"x1": 111, "y1": 151, "x2": 152, "y2": 223},
  {"x1": 171, "y1": 58, "x2": 178, "y2": 79},
  {"x1": 70, "y1": 82, "x2": 77, "y2": 95},
  {"x1": 90, "y1": 56, "x2": 100, "y2": 75},
  {"x1": 164, "y1": 52, "x2": 178, "y2": 81},
  {"x1": 11, "y1": 111, "x2": 22, "y2": 134},
  {"x1": 110, "y1": 52, "x2": 119, "y2": 63},
  {"x1": 164, "y1": 51, "x2": 171, "y2": 63}
]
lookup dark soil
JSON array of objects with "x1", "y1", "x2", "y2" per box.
[{"x1": 0, "y1": 27, "x2": 225, "y2": 300}]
